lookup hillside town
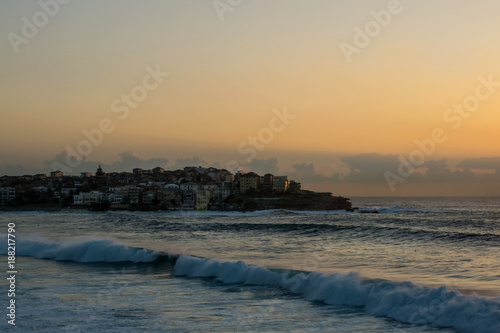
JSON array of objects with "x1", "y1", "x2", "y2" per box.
[{"x1": 0, "y1": 165, "x2": 351, "y2": 211}]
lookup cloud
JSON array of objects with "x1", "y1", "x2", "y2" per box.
[
  {"x1": 37, "y1": 151, "x2": 168, "y2": 175},
  {"x1": 2, "y1": 150, "x2": 500, "y2": 195},
  {"x1": 1, "y1": 151, "x2": 169, "y2": 176},
  {"x1": 288, "y1": 155, "x2": 405, "y2": 184},
  {"x1": 43, "y1": 151, "x2": 100, "y2": 174},
  {"x1": 170, "y1": 156, "x2": 209, "y2": 170},
  {"x1": 340, "y1": 153, "x2": 401, "y2": 183},
  {"x1": 290, "y1": 162, "x2": 327, "y2": 182},
  {"x1": 288, "y1": 154, "x2": 498, "y2": 186},
  {"x1": 337, "y1": 154, "x2": 481, "y2": 184},
  {"x1": 422, "y1": 159, "x2": 475, "y2": 182},
  {"x1": 0, "y1": 164, "x2": 35, "y2": 176},
  {"x1": 109, "y1": 151, "x2": 169, "y2": 172},
  {"x1": 457, "y1": 157, "x2": 500, "y2": 173},
  {"x1": 242, "y1": 158, "x2": 280, "y2": 175}
]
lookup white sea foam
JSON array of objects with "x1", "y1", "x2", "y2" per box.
[
  {"x1": 174, "y1": 255, "x2": 500, "y2": 333},
  {"x1": 161, "y1": 209, "x2": 279, "y2": 217},
  {"x1": 356, "y1": 206, "x2": 456, "y2": 214},
  {"x1": 0, "y1": 235, "x2": 161, "y2": 263},
  {"x1": 3, "y1": 234, "x2": 498, "y2": 332}
]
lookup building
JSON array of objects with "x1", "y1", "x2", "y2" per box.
[
  {"x1": 183, "y1": 167, "x2": 197, "y2": 180},
  {"x1": 212, "y1": 185, "x2": 231, "y2": 203},
  {"x1": 239, "y1": 172, "x2": 261, "y2": 194},
  {"x1": 203, "y1": 183, "x2": 217, "y2": 192},
  {"x1": 234, "y1": 171, "x2": 242, "y2": 183},
  {"x1": 84, "y1": 191, "x2": 102, "y2": 204},
  {"x1": 133, "y1": 168, "x2": 144, "y2": 174},
  {"x1": 182, "y1": 190, "x2": 195, "y2": 210},
  {"x1": 290, "y1": 180, "x2": 302, "y2": 191},
  {"x1": 129, "y1": 187, "x2": 140, "y2": 204},
  {"x1": 0, "y1": 164, "x2": 299, "y2": 211},
  {"x1": 108, "y1": 187, "x2": 122, "y2": 194},
  {"x1": 273, "y1": 176, "x2": 290, "y2": 192},
  {"x1": 61, "y1": 188, "x2": 77, "y2": 196},
  {"x1": 99, "y1": 193, "x2": 122, "y2": 206},
  {"x1": 262, "y1": 173, "x2": 274, "y2": 191},
  {"x1": 206, "y1": 167, "x2": 219, "y2": 180},
  {"x1": 122, "y1": 186, "x2": 140, "y2": 204},
  {"x1": 195, "y1": 189, "x2": 212, "y2": 210},
  {"x1": 0, "y1": 187, "x2": 15, "y2": 205},
  {"x1": 142, "y1": 190, "x2": 156, "y2": 205},
  {"x1": 224, "y1": 173, "x2": 235, "y2": 183},
  {"x1": 195, "y1": 166, "x2": 206, "y2": 175},
  {"x1": 50, "y1": 171, "x2": 63, "y2": 178},
  {"x1": 180, "y1": 182, "x2": 202, "y2": 192},
  {"x1": 100, "y1": 193, "x2": 111, "y2": 202},
  {"x1": 95, "y1": 165, "x2": 105, "y2": 177},
  {"x1": 73, "y1": 191, "x2": 102, "y2": 205},
  {"x1": 73, "y1": 194, "x2": 84, "y2": 205},
  {"x1": 109, "y1": 194, "x2": 123, "y2": 205},
  {"x1": 118, "y1": 172, "x2": 133, "y2": 184},
  {"x1": 157, "y1": 188, "x2": 182, "y2": 208}
]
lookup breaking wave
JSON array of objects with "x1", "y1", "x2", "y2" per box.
[
  {"x1": 174, "y1": 255, "x2": 500, "y2": 333},
  {"x1": 0, "y1": 235, "x2": 163, "y2": 263},
  {"x1": 2, "y1": 235, "x2": 498, "y2": 332}
]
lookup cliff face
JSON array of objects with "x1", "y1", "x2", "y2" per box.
[{"x1": 249, "y1": 190, "x2": 352, "y2": 211}]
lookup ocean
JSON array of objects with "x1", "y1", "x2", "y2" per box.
[{"x1": 1, "y1": 197, "x2": 499, "y2": 332}]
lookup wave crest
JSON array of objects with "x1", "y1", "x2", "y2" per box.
[
  {"x1": 174, "y1": 255, "x2": 500, "y2": 333},
  {"x1": 0, "y1": 235, "x2": 161, "y2": 263}
]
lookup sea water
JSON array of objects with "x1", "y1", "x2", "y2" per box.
[{"x1": 0, "y1": 197, "x2": 499, "y2": 332}]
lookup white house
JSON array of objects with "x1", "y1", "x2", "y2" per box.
[{"x1": 74, "y1": 191, "x2": 102, "y2": 205}]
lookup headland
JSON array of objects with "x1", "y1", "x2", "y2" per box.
[{"x1": 0, "y1": 165, "x2": 352, "y2": 212}]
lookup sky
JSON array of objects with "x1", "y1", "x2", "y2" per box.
[{"x1": 1, "y1": 0, "x2": 500, "y2": 196}]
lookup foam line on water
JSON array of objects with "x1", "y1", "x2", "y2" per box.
[
  {"x1": 174, "y1": 255, "x2": 500, "y2": 333},
  {"x1": 3, "y1": 234, "x2": 498, "y2": 332}
]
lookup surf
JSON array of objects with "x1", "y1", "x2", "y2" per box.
[{"x1": 2, "y1": 235, "x2": 498, "y2": 333}]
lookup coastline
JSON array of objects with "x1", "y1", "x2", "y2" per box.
[{"x1": 0, "y1": 191, "x2": 353, "y2": 212}]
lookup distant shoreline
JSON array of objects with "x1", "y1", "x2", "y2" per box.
[{"x1": 0, "y1": 191, "x2": 353, "y2": 213}]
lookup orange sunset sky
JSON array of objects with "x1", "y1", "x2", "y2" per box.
[{"x1": 1, "y1": 0, "x2": 500, "y2": 196}]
